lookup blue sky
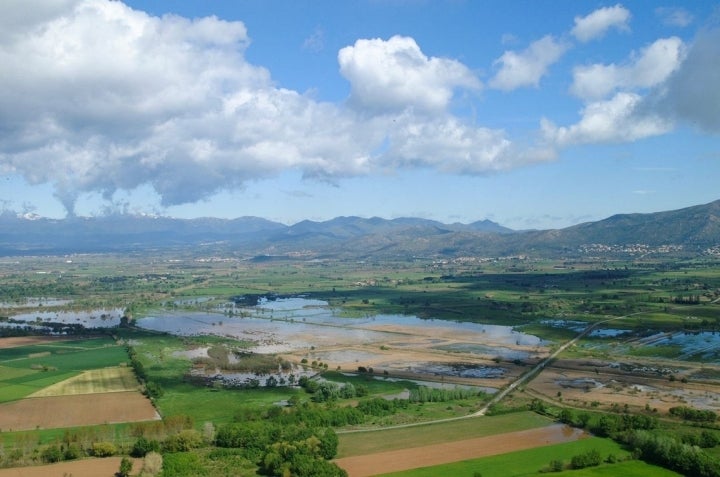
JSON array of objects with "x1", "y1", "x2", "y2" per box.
[{"x1": 1, "y1": 1, "x2": 718, "y2": 229}]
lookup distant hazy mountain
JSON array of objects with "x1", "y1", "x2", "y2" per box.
[{"x1": 0, "y1": 200, "x2": 718, "y2": 258}]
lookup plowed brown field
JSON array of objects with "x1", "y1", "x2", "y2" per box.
[
  {"x1": 0, "y1": 391, "x2": 159, "y2": 431},
  {"x1": 334, "y1": 424, "x2": 587, "y2": 477},
  {"x1": 0, "y1": 457, "x2": 142, "y2": 477}
]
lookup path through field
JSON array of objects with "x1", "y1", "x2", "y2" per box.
[{"x1": 334, "y1": 424, "x2": 587, "y2": 477}]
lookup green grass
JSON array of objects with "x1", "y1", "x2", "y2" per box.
[
  {"x1": 337, "y1": 412, "x2": 552, "y2": 458},
  {"x1": 628, "y1": 345, "x2": 682, "y2": 359},
  {"x1": 322, "y1": 371, "x2": 421, "y2": 394},
  {"x1": 10, "y1": 345, "x2": 128, "y2": 370},
  {"x1": 155, "y1": 383, "x2": 299, "y2": 424},
  {"x1": 0, "y1": 339, "x2": 128, "y2": 402},
  {"x1": 537, "y1": 460, "x2": 681, "y2": 476},
  {"x1": 378, "y1": 437, "x2": 631, "y2": 477},
  {"x1": 0, "y1": 364, "x2": 36, "y2": 380}
]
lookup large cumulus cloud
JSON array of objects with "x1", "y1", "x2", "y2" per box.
[
  {"x1": 0, "y1": 1, "x2": 529, "y2": 215},
  {"x1": 338, "y1": 35, "x2": 480, "y2": 114}
]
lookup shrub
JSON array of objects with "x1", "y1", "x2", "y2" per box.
[
  {"x1": 131, "y1": 436, "x2": 161, "y2": 457},
  {"x1": 64, "y1": 443, "x2": 82, "y2": 460},
  {"x1": 91, "y1": 441, "x2": 116, "y2": 457},
  {"x1": 571, "y1": 449, "x2": 602, "y2": 469},
  {"x1": 139, "y1": 451, "x2": 163, "y2": 477},
  {"x1": 161, "y1": 452, "x2": 204, "y2": 476},
  {"x1": 118, "y1": 457, "x2": 133, "y2": 477},
  {"x1": 163, "y1": 429, "x2": 203, "y2": 452},
  {"x1": 41, "y1": 445, "x2": 63, "y2": 463}
]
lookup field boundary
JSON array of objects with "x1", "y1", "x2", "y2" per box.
[{"x1": 334, "y1": 423, "x2": 587, "y2": 477}]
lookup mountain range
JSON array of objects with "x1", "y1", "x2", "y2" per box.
[{"x1": 1, "y1": 200, "x2": 718, "y2": 259}]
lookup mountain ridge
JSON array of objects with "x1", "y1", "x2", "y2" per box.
[{"x1": 0, "y1": 200, "x2": 718, "y2": 258}]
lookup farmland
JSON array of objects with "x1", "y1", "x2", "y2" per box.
[{"x1": 0, "y1": 253, "x2": 719, "y2": 475}]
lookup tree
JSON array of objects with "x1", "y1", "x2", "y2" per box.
[
  {"x1": 41, "y1": 445, "x2": 63, "y2": 463},
  {"x1": 139, "y1": 451, "x2": 163, "y2": 477},
  {"x1": 559, "y1": 408, "x2": 574, "y2": 425},
  {"x1": 131, "y1": 436, "x2": 160, "y2": 457},
  {"x1": 118, "y1": 457, "x2": 133, "y2": 477},
  {"x1": 92, "y1": 441, "x2": 117, "y2": 457}
]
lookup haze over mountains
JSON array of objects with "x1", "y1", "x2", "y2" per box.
[{"x1": 1, "y1": 200, "x2": 719, "y2": 259}]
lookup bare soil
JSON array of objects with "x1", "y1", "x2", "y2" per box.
[
  {"x1": 282, "y1": 323, "x2": 545, "y2": 389},
  {"x1": 334, "y1": 424, "x2": 587, "y2": 477},
  {"x1": 0, "y1": 336, "x2": 76, "y2": 349},
  {"x1": 0, "y1": 391, "x2": 159, "y2": 431},
  {"x1": 0, "y1": 457, "x2": 143, "y2": 477},
  {"x1": 527, "y1": 358, "x2": 720, "y2": 413}
]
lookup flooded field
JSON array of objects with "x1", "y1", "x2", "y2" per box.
[
  {"x1": 637, "y1": 331, "x2": 720, "y2": 361},
  {"x1": 138, "y1": 297, "x2": 550, "y2": 388},
  {"x1": 0, "y1": 298, "x2": 73, "y2": 309},
  {"x1": 3, "y1": 308, "x2": 125, "y2": 329}
]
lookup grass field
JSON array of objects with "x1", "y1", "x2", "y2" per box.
[
  {"x1": 337, "y1": 411, "x2": 552, "y2": 458},
  {"x1": 0, "y1": 338, "x2": 129, "y2": 402},
  {"x1": 377, "y1": 437, "x2": 632, "y2": 477},
  {"x1": 547, "y1": 460, "x2": 681, "y2": 476},
  {"x1": 30, "y1": 366, "x2": 139, "y2": 397}
]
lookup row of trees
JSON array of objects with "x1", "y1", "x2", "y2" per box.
[
  {"x1": 127, "y1": 345, "x2": 164, "y2": 399},
  {"x1": 623, "y1": 430, "x2": 720, "y2": 477},
  {"x1": 552, "y1": 402, "x2": 720, "y2": 476},
  {"x1": 408, "y1": 386, "x2": 485, "y2": 403},
  {"x1": 669, "y1": 406, "x2": 718, "y2": 423}
]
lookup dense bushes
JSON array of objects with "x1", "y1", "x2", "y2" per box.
[
  {"x1": 216, "y1": 422, "x2": 344, "y2": 476},
  {"x1": 297, "y1": 377, "x2": 367, "y2": 402},
  {"x1": 131, "y1": 436, "x2": 161, "y2": 457},
  {"x1": 669, "y1": 406, "x2": 717, "y2": 423},
  {"x1": 91, "y1": 441, "x2": 117, "y2": 457},
  {"x1": 623, "y1": 430, "x2": 720, "y2": 477},
  {"x1": 408, "y1": 386, "x2": 485, "y2": 403},
  {"x1": 570, "y1": 449, "x2": 602, "y2": 469},
  {"x1": 557, "y1": 404, "x2": 720, "y2": 477},
  {"x1": 589, "y1": 413, "x2": 657, "y2": 437}
]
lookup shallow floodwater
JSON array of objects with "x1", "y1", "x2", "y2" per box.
[
  {"x1": 0, "y1": 297, "x2": 73, "y2": 309},
  {"x1": 138, "y1": 297, "x2": 546, "y2": 355},
  {"x1": 7, "y1": 308, "x2": 124, "y2": 328},
  {"x1": 642, "y1": 331, "x2": 720, "y2": 361}
]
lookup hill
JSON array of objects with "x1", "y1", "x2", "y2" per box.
[{"x1": 0, "y1": 200, "x2": 718, "y2": 258}]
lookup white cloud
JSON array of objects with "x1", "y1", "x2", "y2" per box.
[
  {"x1": 0, "y1": 2, "x2": 535, "y2": 216},
  {"x1": 489, "y1": 35, "x2": 568, "y2": 91},
  {"x1": 338, "y1": 35, "x2": 480, "y2": 114},
  {"x1": 571, "y1": 4, "x2": 631, "y2": 42},
  {"x1": 384, "y1": 114, "x2": 512, "y2": 173},
  {"x1": 542, "y1": 92, "x2": 673, "y2": 146},
  {"x1": 570, "y1": 37, "x2": 684, "y2": 100},
  {"x1": 655, "y1": 7, "x2": 693, "y2": 27},
  {"x1": 640, "y1": 27, "x2": 720, "y2": 133}
]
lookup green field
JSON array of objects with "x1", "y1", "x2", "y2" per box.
[
  {"x1": 337, "y1": 411, "x2": 552, "y2": 458},
  {"x1": 378, "y1": 437, "x2": 635, "y2": 477},
  {"x1": 0, "y1": 338, "x2": 128, "y2": 402}
]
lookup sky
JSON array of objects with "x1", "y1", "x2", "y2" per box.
[{"x1": 1, "y1": 1, "x2": 719, "y2": 229}]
